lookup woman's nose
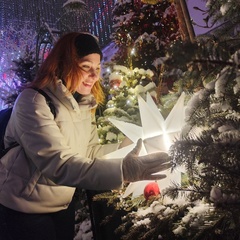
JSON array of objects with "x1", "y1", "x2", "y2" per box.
[{"x1": 89, "y1": 69, "x2": 99, "y2": 77}]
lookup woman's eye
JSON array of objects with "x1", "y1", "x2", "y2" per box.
[
  {"x1": 79, "y1": 63, "x2": 100, "y2": 73},
  {"x1": 81, "y1": 65, "x2": 91, "y2": 70}
]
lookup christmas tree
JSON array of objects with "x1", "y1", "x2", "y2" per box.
[
  {"x1": 0, "y1": 22, "x2": 37, "y2": 108},
  {"x1": 93, "y1": 1, "x2": 240, "y2": 239},
  {"x1": 110, "y1": 0, "x2": 180, "y2": 73},
  {"x1": 97, "y1": 0, "x2": 181, "y2": 144},
  {"x1": 97, "y1": 65, "x2": 157, "y2": 144}
]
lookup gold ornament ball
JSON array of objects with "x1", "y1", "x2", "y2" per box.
[{"x1": 141, "y1": 0, "x2": 160, "y2": 5}]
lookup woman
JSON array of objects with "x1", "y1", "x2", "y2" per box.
[{"x1": 0, "y1": 32, "x2": 171, "y2": 240}]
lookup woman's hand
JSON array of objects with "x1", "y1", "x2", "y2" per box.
[{"x1": 122, "y1": 139, "x2": 171, "y2": 182}]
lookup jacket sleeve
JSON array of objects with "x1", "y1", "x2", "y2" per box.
[{"x1": 10, "y1": 90, "x2": 123, "y2": 190}]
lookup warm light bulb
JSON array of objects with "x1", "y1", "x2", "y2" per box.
[{"x1": 163, "y1": 130, "x2": 172, "y2": 151}]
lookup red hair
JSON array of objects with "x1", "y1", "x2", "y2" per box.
[{"x1": 31, "y1": 32, "x2": 105, "y2": 105}]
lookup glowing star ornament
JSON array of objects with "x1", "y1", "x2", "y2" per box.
[{"x1": 101, "y1": 92, "x2": 186, "y2": 198}]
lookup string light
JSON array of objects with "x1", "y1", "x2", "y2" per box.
[
  {"x1": 131, "y1": 48, "x2": 135, "y2": 55},
  {"x1": 0, "y1": 0, "x2": 116, "y2": 108},
  {"x1": 0, "y1": 0, "x2": 115, "y2": 46}
]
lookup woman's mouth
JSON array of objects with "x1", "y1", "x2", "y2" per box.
[{"x1": 83, "y1": 82, "x2": 92, "y2": 87}]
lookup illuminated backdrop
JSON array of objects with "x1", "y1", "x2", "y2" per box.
[
  {"x1": 0, "y1": 0, "x2": 115, "y2": 108},
  {"x1": 0, "y1": 0, "x2": 114, "y2": 47}
]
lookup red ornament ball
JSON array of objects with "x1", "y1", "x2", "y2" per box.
[
  {"x1": 144, "y1": 182, "x2": 160, "y2": 200},
  {"x1": 110, "y1": 79, "x2": 122, "y2": 88}
]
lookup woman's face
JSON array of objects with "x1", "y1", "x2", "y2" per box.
[{"x1": 76, "y1": 53, "x2": 101, "y2": 95}]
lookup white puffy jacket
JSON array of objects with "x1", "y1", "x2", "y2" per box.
[{"x1": 0, "y1": 80, "x2": 122, "y2": 213}]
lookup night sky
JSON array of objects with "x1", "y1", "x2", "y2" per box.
[{"x1": 187, "y1": 0, "x2": 216, "y2": 35}]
